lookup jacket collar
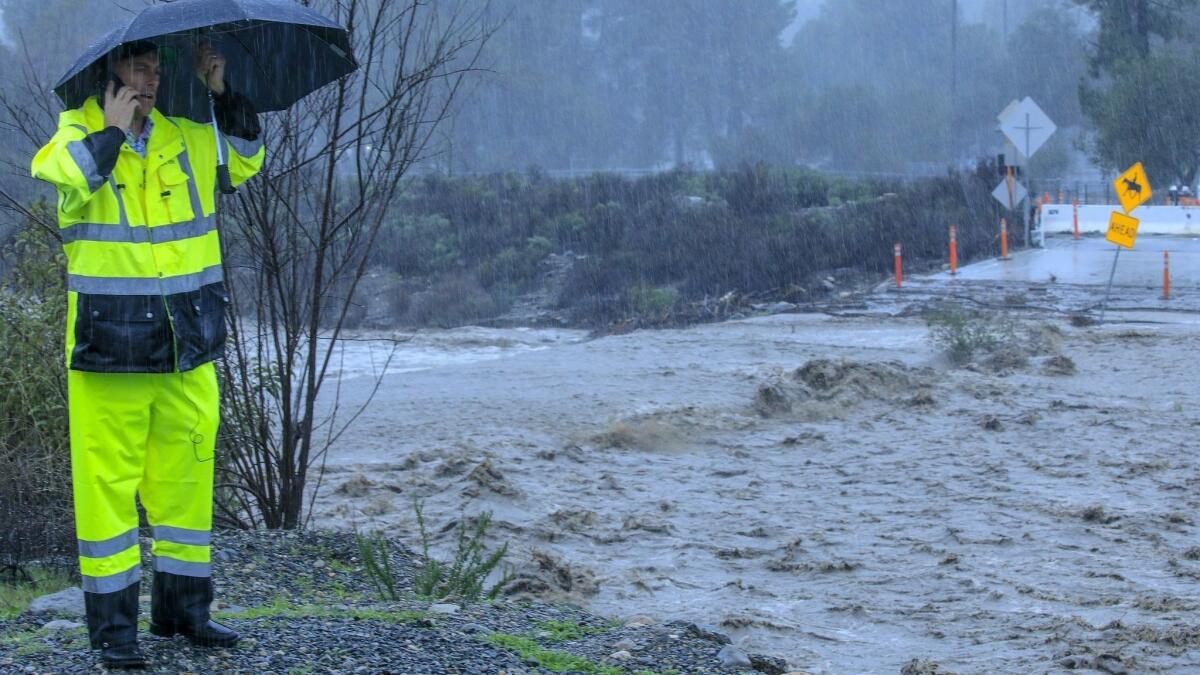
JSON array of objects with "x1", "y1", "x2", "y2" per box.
[{"x1": 78, "y1": 97, "x2": 183, "y2": 161}]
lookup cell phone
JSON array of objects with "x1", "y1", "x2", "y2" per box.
[{"x1": 97, "y1": 72, "x2": 126, "y2": 109}]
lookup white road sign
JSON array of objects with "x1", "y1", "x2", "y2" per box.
[
  {"x1": 998, "y1": 97, "x2": 1056, "y2": 160},
  {"x1": 992, "y1": 178, "x2": 1027, "y2": 210}
]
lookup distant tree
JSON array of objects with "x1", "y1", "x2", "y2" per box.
[
  {"x1": 1073, "y1": 0, "x2": 1191, "y2": 73},
  {"x1": 788, "y1": 0, "x2": 1018, "y2": 170},
  {"x1": 1006, "y1": 3, "x2": 1088, "y2": 130},
  {"x1": 1081, "y1": 49, "x2": 1200, "y2": 186},
  {"x1": 1075, "y1": 0, "x2": 1200, "y2": 183}
]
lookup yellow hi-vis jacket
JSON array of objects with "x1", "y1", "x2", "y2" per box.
[{"x1": 31, "y1": 95, "x2": 264, "y2": 373}]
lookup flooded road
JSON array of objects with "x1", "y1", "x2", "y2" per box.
[
  {"x1": 926, "y1": 234, "x2": 1200, "y2": 288},
  {"x1": 308, "y1": 241, "x2": 1200, "y2": 673}
]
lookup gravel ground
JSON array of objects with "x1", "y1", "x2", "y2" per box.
[{"x1": 0, "y1": 530, "x2": 793, "y2": 674}]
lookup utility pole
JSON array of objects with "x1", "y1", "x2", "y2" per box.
[{"x1": 950, "y1": 0, "x2": 958, "y2": 162}]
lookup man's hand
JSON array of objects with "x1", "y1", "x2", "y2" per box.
[
  {"x1": 102, "y1": 80, "x2": 139, "y2": 132},
  {"x1": 195, "y1": 43, "x2": 227, "y2": 95}
]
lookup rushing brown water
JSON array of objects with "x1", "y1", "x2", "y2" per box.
[{"x1": 309, "y1": 300, "x2": 1200, "y2": 673}]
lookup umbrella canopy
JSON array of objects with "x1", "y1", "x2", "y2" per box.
[{"x1": 53, "y1": 0, "x2": 357, "y2": 121}]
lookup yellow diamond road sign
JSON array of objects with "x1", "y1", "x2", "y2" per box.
[
  {"x1": 1113, "y1": 162, "x2": 1152, "y2": 214},
  {"x1": 1106, "y1": 211, "x2": 1139, "y2": 249}
]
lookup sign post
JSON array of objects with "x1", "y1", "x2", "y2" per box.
[
  {"x1": 997, "y1": 97, "x2": 1056, "y2": 247},
  {"x1": 1100, "y1": 163, "x2": 1152, "y2": 321}
]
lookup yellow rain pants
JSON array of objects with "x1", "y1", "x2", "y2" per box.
[{"x1": 69, "y1": 362, "x2": 218, "y2": 593}]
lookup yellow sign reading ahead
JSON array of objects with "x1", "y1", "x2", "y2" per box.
[
  {"x1": 1113, "y1": 162, "x2": 1152, "y2": 214},
  {"x1": 1106, "y1": 211, "x2": 1139, "y2": 249}
]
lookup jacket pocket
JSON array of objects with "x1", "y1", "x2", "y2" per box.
[
  {"x1": 157, "y1": 161, "x2": 195, "y2": 223},
  {"x1": 168, "y1": 282, "x2": 229, "y2": 371},
  {"x1": 72, "y1": 294, "x2": 173, "y2": 372}
]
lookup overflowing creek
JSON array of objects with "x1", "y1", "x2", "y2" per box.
[{"x1": 304, "y1": 306, "x2": 1200, "y2": 673}]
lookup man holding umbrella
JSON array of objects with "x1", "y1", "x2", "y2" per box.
[
  {"x1": 30, "y1": 0, "x2": 354, "y2": 668},
  {"x1": 31, "y1": 38, "x2": 262, "y2": 668}
]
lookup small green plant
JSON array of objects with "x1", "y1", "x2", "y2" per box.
[
  {"x1": 626, "y1": 285, "x2": 678, "y2": 321},
  {"x1": 0, "y1": 627, "x2": 51, "y2": 657},
  {"x1": 213, "y1": 594, "x2": 427, "y2": 624},
  {"x1": 484, "y1": 633, "x2": 624, "y2": 674},
  {"x1": 410, "y1": 500, "x2": 514, "y2": 602},
  {"x1": 356, "y1": 530, "x2": 400, "y2": 601},
  {"x1": 536, "y1": 619, "x2": 611, "y2": 642},
  {"x1": 356, "y1": 499, "x2": 515, "y2": 603},
  {"x1": 925, "y1": 303, "x2": 1017, "y2": 366}
]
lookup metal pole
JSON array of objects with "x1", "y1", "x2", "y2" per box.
[
  {"x1": 1100, "y1": 247, "x2": 1121, "y2": 322},
  {"x1": 1024, "y1": 112, "x2": 1033, "y2": 247},
  {"x1": 950, "y1": 0, "x2": 958, "y2": 159}
]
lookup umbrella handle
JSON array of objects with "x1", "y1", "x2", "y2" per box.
[
  {"x1": 208, "y1": 91, "x2": 236, "y2": 195},
  {"x1": 217, "y1": 164, "x2": 235, "y2": 195}
]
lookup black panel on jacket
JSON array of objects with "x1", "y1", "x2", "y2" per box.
[
  {"x1": 71, "y1": 281, "x2": 229, "y2": 373},
  {"x1": 82, "y1": 126, "x2": 126, "y2": 180}
]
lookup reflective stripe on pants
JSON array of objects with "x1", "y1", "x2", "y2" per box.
[{"x1": 69, "y1": 362, "x2": 219, "y2": 591}]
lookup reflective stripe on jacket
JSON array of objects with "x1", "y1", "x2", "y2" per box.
[{"x1": 31, "y1": 95, "x2": 264, "y2": 373}]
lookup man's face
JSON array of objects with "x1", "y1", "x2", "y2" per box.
[{"x1": 113, "y1": 51, "x2": 161, "y2": 118}]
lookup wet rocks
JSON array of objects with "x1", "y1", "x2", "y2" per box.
[
  {"x1": 717, "y1": 644, "x2": 753, "y2": 668},
  {"x1": 750, "y1": 653, "x2": 790, "y2": 674},
  {"x1": 40, "y1": 619, "x2": 83, "y2": 631},
  {"x1": 25, "y1": 587, "x2": 84, "y2": 616},
  {"x1": 665, "y1": 620, "x2": 731, "y2": 645},
  {"x1": 611, "y1": 637, "x2": 637, "y2": 652}
]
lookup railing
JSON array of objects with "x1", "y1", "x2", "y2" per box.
[{"x1": 1029, "y1": 181, "x2": 1197, "y2": 207}]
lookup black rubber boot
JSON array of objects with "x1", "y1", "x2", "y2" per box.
[
  {"x1": 100, "y1": 643, "x2": 147, "y2": 669},
  {"x1": 149, "y1": 572, "x2": 239, "y2": 647},
  {"x1": 85, "y1": 584, "x2": 146, "y2": 668}
]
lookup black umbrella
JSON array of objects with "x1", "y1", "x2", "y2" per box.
[{"x1": 53, "y1": 0, "x2": 357, "y2": 192}]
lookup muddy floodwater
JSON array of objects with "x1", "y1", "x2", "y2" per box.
[{"x1": 309, "y1": 286, "x2": 1200, "y2": 673}]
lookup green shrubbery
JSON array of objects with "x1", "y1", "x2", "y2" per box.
[
  {"x1": 365, "y1": 163, "x2": 1007, "y2": 328},
  {"x1": 0, "y1": 209, "x2": 75, "y2": 573},
  {"x1": 357, "y1": 499, "x2": 513, "y2": 604}
]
